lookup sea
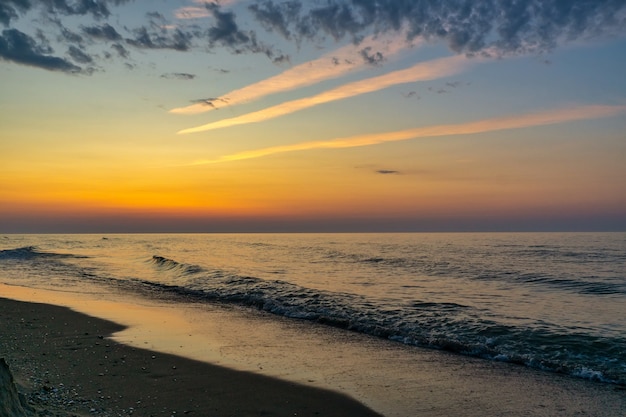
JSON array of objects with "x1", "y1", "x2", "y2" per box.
[{"x1": 1, "y1": 232, "x2": 625, "y2": 387}]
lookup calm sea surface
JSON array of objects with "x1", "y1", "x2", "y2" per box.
[{"x1": 1, "y1": 233, "x2": 625, "y2": 385}]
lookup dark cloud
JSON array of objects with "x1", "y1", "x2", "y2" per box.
[
  {"x1": 403, "y1": 91, "x2": 420, "y2": 99},
  {"x1": 0, "y1": 28, "x2": 82, "y2": 73},
  {"x1": 246, "y1": 0, "x2": 626, "y2": 56},
  {"x1": 1, "y1": 0, "x2": 133, "y2": 26},
  {"x1": 59, "y1": 27, "x2": 84, "y2": 45},
  {"x1": 0, "y1": 0, "x2": 32, "y2": 26},
  {"x1": 205, "y1": 3, "x2": 282, "y2": 60},
  {"x1": 68, "y1": 44, "x2": 92, "y2": 63},
  {"x1": 190, "y1": 97, "x2": 229, "y2": 109},
  {"x1": 3, "y1": 0, "x2": 624, "y2": 75},
  {"x1": 376, "y1": 169, "x2": 400, "y2": 175},
  {"x1": 126, "y1": 26, "x2": 193, "y2": 51},
  {"x1": 0, "y1": 1, "x2": 135, "y2": 73},
  {"x1": 248, "y1": 0, "x2": 301, "y2": 40},
  {"x1": 111, "y1": 42, "x2": 129, "y2": 58},
  {"x1": 209, "y1": 67, "x2": 230, "y2": 74},
  {"x1": 161, "y1": 72, "x2": 196, "y2": 80},
  {"x1": 34, "y1": 29, "x2": 53, "y2": 54},
  {"x1": 307, "y1": 3, "x2": 364, "y2": 41},
  {"x1": 206, "y1": 4, "x2": 253, "y2": 48},
  {"x1": 359, "y1": 46, "x2": 384, "y2": 65},
  {"x1": 271, "y1": 53, "x2": 290, "y2": 64},
  {"x1": 83, "y1": 23, "x2": 122, "y2": 41},
  {"x1": 146, "y1": 11, "x2": 165, "y2": 21}
]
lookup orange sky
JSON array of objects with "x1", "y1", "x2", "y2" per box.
[{"x1": 1, "y1": 1, "x2": 625, "y2": 232}]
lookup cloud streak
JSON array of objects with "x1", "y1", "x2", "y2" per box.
[
  {"x1": 177, "y1": 53, "x2": 472, "y2": 134},
  {"x1": 170, "y1": 31, "x2": 418, "y2": 115},
  {"x1": 193, "y1": 104, "x2": 626, "y2": 164}
]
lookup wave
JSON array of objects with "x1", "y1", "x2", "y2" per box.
[
  {"x1": 4, "y1": 239, "x2": 624, "y2": 386},
  {"x1": 148, "y1": 255, "x2": 204, "y2": 275},
  {"x1": 329, "y1": 250, "x2": 626, "y2": 296},
  {"x1": 121, "y1": 273, "x2": 625, "y2": 386},
  {"x1": 0, "y1": 246, "x2": 85, "y2": 260},
  {"x1": 508, "y1": 274, "x2": 626, "y2": 295}
]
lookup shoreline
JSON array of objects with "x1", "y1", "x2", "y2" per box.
[
  {"x1": 0, "y1": 296, "x2": 381, "y2": 417},
  {"x1": 1, "y1": 285, "x2": 625, "y2": 416}
]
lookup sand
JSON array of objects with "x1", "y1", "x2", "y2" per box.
[
  {"x1": 1, "y1": 286, "x2": 625, "y2": 417},
  {"x1": 0, "y1": 297, "x2": 381, "y2": 417}
]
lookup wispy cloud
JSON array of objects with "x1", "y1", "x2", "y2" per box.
[
  {"x1": 174, "y1": 7, "x2": 212, "y2": 20},
  {"x1": 174, "y1": 1, "x2": 244, "y2": 20},
  {"x1": 177, "y1": 54, "x2": 472, "y2": 134},
  {"x1": 192, "y1": 104, "x2": 626, "y2": 164},
  {"x1": 170, "y1": 31, "x2": 418, "y2": 115},
  {"x1": 161, "y1": 72, "x2": 196, "y2": 80}
]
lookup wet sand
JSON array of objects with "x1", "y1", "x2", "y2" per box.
[
  {"x1": 1, "y1": 284, "x2": 625, "y2": 417},
  {"x1": 0, "y1": 297, "x2": 381, "y2": 417}
]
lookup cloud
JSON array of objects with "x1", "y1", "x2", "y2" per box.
[
  {"x1": 248, "y1": 0, "x2": 301, "y2": 39},
  {"x1": 248, "y1": 0, "x2": 626, "y2": 56},
  {"x1": 161, "y1": 72, "x2": 196, "y2": 80},
  {"x1": 68, "y1": 45, "x2": 93, "y2": 63},
  {"x1": 0, "y1": 1, "x2": 30, "y2": 26},
  {"x1": 377, "y1": 170, "x2": 400, "y2": 175},
  {"x1": 59, "y1": 27, "x2": 85, "y2": 45},
  {"x1": 0, "y1": 28, "x2": 82, "y2": 73},
  {"x1": 170, "y1": 31, "x2": 418, "y2": 115},
  {"x1": 2, "y1": 0, "x2": 623, "y2": 77},
  {"x1": 175, "y1": 0, "x2": 247, "y2": 19},
  {"x1": 111, "y1": 42, "x2": 129, "y2": 58},
  {"x1": 177, "y1": 54, "x2": 472, "y2": 134},
  {"x1": 194, "y1": 0, "x2": 245, "y2": 7},
  {"x1": 193, "y1": 104, "x2": 626, "y2": 164},
  {"x1": 126, "y1": 26, "x2": 194, "y2": 52},
  {"x1": 204, "y1": 3, "x2": 283, "y2": 60},
  {"x1": 0, "y1": 0, "x2": 133, "y2": 26},
  {"x1": 206, "y1": 4, "x2": 249, "y2": 46},
  {"x1": 359, "y1": 46, "x2": 384, "y2": 65},
  {"x1": 82, "y1": 24, "x2": 122, "y2": 41},
  {"x1": 175, "y1": 7, "x2": 212, "y2": 20}
]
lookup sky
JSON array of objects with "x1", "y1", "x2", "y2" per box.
[{"x1": 1, "y1": 0, "x2": 625, "y2": 233}]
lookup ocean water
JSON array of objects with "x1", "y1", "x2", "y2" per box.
[{"x1": 1, "y1": 233, "x2": 625, "y2": 386}]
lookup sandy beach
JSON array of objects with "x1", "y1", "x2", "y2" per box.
[
  {"x1": 1, "y1": 284, "x2": 625, "y2": 417},
  {"x1": 0, "y1": 296, "x2": 381, "y2": 417}
]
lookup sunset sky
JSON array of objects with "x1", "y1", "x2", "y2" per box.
[{"x1": 1, "y1": 0, "x2": 625, "y2": 233}]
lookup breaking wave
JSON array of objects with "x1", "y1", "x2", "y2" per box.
[
  {"x1": 124, "y1": 272, "x2": 625, "y2": 386},
  {"x1": 148, "y1": 255, "x2": 204, "y2": 275}
]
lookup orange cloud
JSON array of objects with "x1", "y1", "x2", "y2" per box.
[
  {"x1": 193, "y1": 104, "x2": 626, "y2": 164},
  {"x1": 170, "y1": 32, "x2": 418, "y2": 115},
  {"x1": 174, "y1": 1, "x2": 244, "y2": 20},
  {"x1": 177, "y1": 54, "x2": 471, "y2": 134},
  {"x1": 175, "y1": 7, "x2": 212, "y2": 19}
]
